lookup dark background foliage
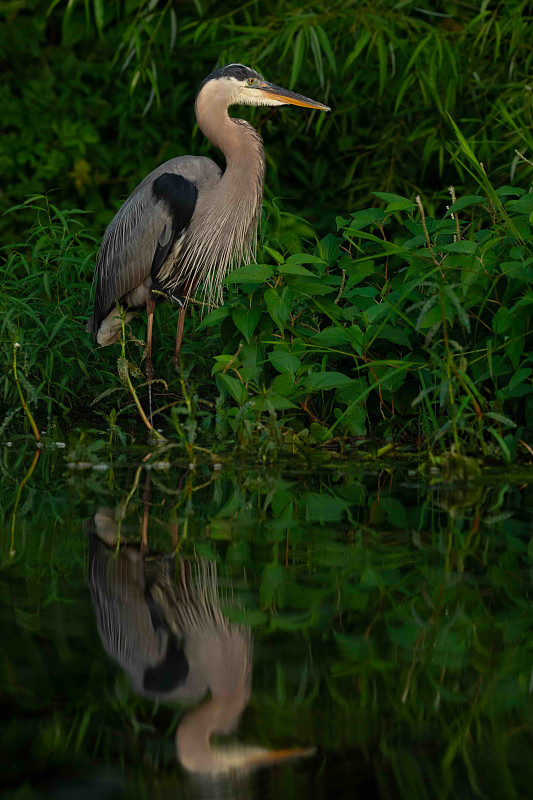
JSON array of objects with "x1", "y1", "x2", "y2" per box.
[{"x1": 2, "y1": 0, "x2": 532, "y2": 244}]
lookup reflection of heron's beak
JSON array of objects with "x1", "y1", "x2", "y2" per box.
[
  {"x1": 248, "y1": 746, "x2": 317, "y2": 767},
  {"x1": 179, "y1": 744, "x2": 316, "y2": 775},
  {"x1": 258, "y1": 82, "x2": 330, "y2": 111}
]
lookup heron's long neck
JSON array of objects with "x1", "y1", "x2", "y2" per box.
[
  {"x1": 188, "y1": 92, "x2": 265, "y2": 304},
  {"x1": 176, "y1": 690, "x2": 247, "y2": 772},
  {"x1": 195, "y1": 95, "x2": 265, "y2": 199}
]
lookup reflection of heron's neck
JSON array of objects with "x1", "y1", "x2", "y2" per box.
[{"x1": 176, "y1": 687, "x2": 248, "y2": 773}]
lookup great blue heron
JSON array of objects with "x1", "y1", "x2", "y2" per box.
[
  {"x1": 86, "y1": 63, "x2": 329, "y2": 388},
  {"x1": 87, "y1": 508, "x2": 314, "y2": 775}
]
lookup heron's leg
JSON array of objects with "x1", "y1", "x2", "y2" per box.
[
  {"x1": 173, "y1": 303, "x2": 187, "y2": 370},
  {"x1": 145, "y1": 297, "x2": 156, "y2": 421}
]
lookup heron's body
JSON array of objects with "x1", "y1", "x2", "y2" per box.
[{"x1": 87, "y1": 63, "x2": 329, "y2": 406}]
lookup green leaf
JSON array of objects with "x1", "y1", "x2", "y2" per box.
[
  {"x1": 492, "y1": 307, "x2": 511, "y2": 334},
  {"x1": 509, "y1": 194, "x2": 533, "y2": 216},
  {"x1": 278, "y1": 263, "x2": 315, "y2": 277},
  {"x1": 311, "y1": 327, "x2": 353, "y2": 347},
  {"x1": 386, "y1": 200, "x2": 416, "y2": 213},
  {"x1": 301, "y1": 492, "x2": 350, "y2": 522},
  {"x1": 306, "y1": 372, "x2": 353, "y2": 391},
  {"x1": 259, "y1": 562, "x2": 284, "y2": 608},
  {"x1": 315, "y1": 24, "x2": 336, "y2": 73},
  {"x1": 290, "y1": 28, "x2": 305, "y2": 88},
  {"x1": 344, "y1": 208, "x2": 387, "y2": 230},
  {"x1": 264, "y1": 288, "x2": 290, "y2": 333},
  {"x1": 268, "y1": 351, "x2": 300, "y2": 374},
  {"x1": 216, "y1": 373, "x2": 247, "y2": 404},
  {"x1": 496, "y1": 186, "x2": 525, "y2": 197},
  {"x1": 444, "y1": 286, "x2": 471, "y2": 332},
  {"x1": 285, "y1": 253, "x2": 326, "y2": 266},
  {"x1": 441, "y1": 241, "x2": 478, "y2": 254},
  {"x1": 224, "y1": 264, "x2": 274, "y2": 284},
  {"x1": 373, "y1": 192, "x2": 412, "y2": 208},
  {"x1": 93, "y1": 0, "x2": 104, "y2": 36},
  {"x1": 232, "y1": 306, "x2": 261, "y2": 342},
  {"x1": 262, "y1": 245, "x2": 285, "y2": 264},
  {"x1": 446, "y1": 195, "x2": 486, "y2": 214},
  {"x1": 309, "y1": 422, "x2": 332, "y2": 442},
  {"x1": 291, "y1": 281, "x2": 335, "y2": 297},
  {"x1": 264, "y1": 393, "x2": 298, "y2": 410}
]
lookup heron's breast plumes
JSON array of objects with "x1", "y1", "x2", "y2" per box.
[{"x1": 167, "y1": 120, "x2": 265, "y2": 309}]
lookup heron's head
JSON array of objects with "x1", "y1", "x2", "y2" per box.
[{"x1": 196, "y1": 63, "x2": 330, "y2": 112}]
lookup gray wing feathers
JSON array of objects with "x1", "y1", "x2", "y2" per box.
[{"x1": 92, "y1": 156, "x2": 221, "y2": 330}]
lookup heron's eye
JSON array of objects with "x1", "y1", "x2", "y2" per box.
[{"x1": 248, "y1": 78, "x2": 256, "y2": 86}]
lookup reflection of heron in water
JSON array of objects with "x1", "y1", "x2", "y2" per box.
[{"x1": 87, "y1": 508, "x2": 313, "y2": 775}]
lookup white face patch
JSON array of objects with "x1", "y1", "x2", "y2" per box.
[{"x1": 223, "y1": 76, "x2": 287, "y2": 108}]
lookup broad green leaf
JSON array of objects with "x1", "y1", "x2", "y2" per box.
[
  {"x1": 259, "y1": 562, "x2": 284, "y2": 608},
  {"x1": 441, "y1": 241, "x2": 478, "y2": 254},
  {"x1": 344, "y1": 208, "x2": 387, "y2": 230},
  {"x1": 496, "y1": 186, "x2": 525, "y2": 197},
  {"x1": 306, "y1": 372, "x2": 353, "y2": 391},
  {"x1": 232, "y1": 306, "x2": 261, "y2": 342},
  {"x1": 286, "y1": 253, "x2": 326, "y2": 265},
  {"x1": 447, "y1": 195, "x2": 486, "y2": 214},
  {"x1": 264, "y1": 393, "x2": 299, "y2": 410},
  {"x1": 509, "y1": 194, "x2": 533, "y2": 216},
  {"x1": 216, "y1": 373, "x2": 247, "y2": 404},
  {"x1": 311, "y1": 327, "x2": 353, "y2": 347},
  {"x1": 264, "y1": 288, "x2": 290, "y2": 333},
  {"x1": 386, "y1": 200, "x2": 416, "y2": 213},
  {"x1": 268, "y1": 351, "x2": 300, "y2": 374},
  {"x1": 444, "y1": 286, "x2": 471, "y2": 332},
  {"x1": 318, "y1": 233, "x2": 340, "y2": 262},
  {"x1": 278, "y1": 263, "x2": 315, "y2": 277},
  {"x1": 262, "y1": 245, "x2": 284, "y2": 264},
  {"x1": 301, "y1": 492, "x2": 350, "y2": 522},
  {"x1": 224, "y1": 264, "x2": 274, "y2": 284},
  {"x1": 373, "y1": 191, "x2": 411, "y2": 205},
  {"x1": 292, "y1": 281, "x2": 335, "y2": 297},
  {"x1": 309, "y1": 422, "x2": 332, "y2": 442},
  {"x1": 492, "y1": 306, "x2": 511, "y2": 333}
]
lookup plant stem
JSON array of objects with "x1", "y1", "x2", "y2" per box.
[{"x1": 13, "y1": 342, "x2": 40, "y2": 443}]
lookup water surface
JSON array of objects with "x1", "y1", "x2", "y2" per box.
[{"x1": 2, "y1": 445, "x2": 532, "y2": 799}]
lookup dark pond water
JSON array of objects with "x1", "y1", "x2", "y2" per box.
[{"x1": 1, "y1": 445, "x2": 533, "y2": 799}]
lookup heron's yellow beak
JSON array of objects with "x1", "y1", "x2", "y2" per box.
[{"x1": 258, "y1": 82, "x2": 330, "y2": 111}]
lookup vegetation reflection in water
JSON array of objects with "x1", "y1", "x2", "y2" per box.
[{"x1": 1, "y1": 445, "x2": 533, "y2": 799}]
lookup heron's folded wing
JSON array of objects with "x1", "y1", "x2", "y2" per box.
[{"x1": 90, "y1": 156, "x2": 221, "y2": 335}]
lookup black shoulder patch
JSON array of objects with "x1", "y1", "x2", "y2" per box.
[
  {"x1": 151, "y1": 173, "x2": 198, "y2": 281},
  {"x1": 142, "y1": 636, "x2": 189, "y2": 694},
  {"x1": 152, "y1": 172, "x2": 198, "y2": 229}
]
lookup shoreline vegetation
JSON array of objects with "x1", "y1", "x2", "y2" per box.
[
  {"x1": 2, "y1": 169, "x2": 532, "y2": 464},
  {"x1": 1, "y1": 1, "x2": 532, "y2": 463}
]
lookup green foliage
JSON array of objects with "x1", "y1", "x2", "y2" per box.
[
  {"x1": 1, "y1": 0, "x2": 532, "y2": 246},
  {"x1": 2, "y1": 164, "x2": 532, "y2": 460}
]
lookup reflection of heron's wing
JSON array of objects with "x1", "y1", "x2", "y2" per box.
[
  {"x1": 151, "y1": 559, "x2": 252, "y2": 700},
  {"x1": 88, "y1": 532, "x2": 189, "y2": 697}
]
